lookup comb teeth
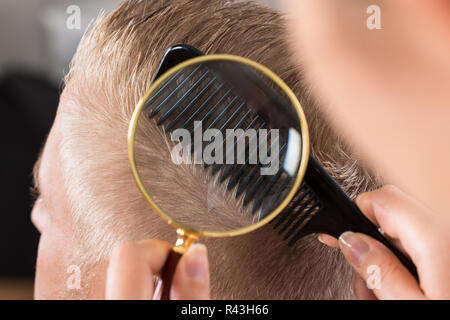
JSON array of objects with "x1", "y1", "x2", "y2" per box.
[
  {"x1": 157, "y1": 73, "x2": 214, "y2": 126},
  {"x1": 145, "y1": 63, "x2": 291, "y2": 222},
  {"x1": 217, "y1": 120, "x2": 266, "y2": 185},
  {"x1": 164, "y1": 78, "x2": 217, "y2": 132},
  {"x1": 149, "y1": 66, "x2": 202, "y2": 118},
  {"x1": 245, "y1": 142, "x2": 287, "y2": 211},
  {"x1": 208, "y1": 112, "x2": 257, "y2": 173},
  {"x1": 271, "y1": 182, "x2": 324, "y2": 246}
]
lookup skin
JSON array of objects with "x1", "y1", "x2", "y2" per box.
[
  {"x1": 282, "y1": 0, "x2": 450, "y2": 216},
  {"x1": 106, "y1": 241, "x2": 209, "y2": 299},
  {"x1": 31, "y1": 94, "x2": 107, "y2": 299},
  {"x1": 282, "y1": 0, "x2": 450, "y2": 299},
  {"x1": 31, "y1": 92, "x2": 209, "y2": 299}
]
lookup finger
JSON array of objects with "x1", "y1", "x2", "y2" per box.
[
  {"x1": 354, "y1": 190, "x2": 406, "y2": 255},
  {"x1": 339, "y1": 231, "x2": 425, "y2": 300},
  {"x1": 171, "y1": 244, "x2": 210, "y2": 300},
  {"x1": 318, "y1": 234, "x2": 339, "y2": 248},
  {"x1": 106, "y1": 240, "x2": 171, "y2": 299},
  {"x1": 355, "y1": 185, "x2": 437, "y2": 264},
  {"x1": 352, "y1": 273, "x2": 377, "y2": 300}
]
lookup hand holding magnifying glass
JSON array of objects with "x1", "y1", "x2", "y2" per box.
[{"x1": 106, "y1": 240, "x2": 210, "y2": 300}]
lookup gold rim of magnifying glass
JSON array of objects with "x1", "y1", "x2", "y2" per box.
[{"x1": 128, "y1": 54, "x2": 310, "y2": 238}]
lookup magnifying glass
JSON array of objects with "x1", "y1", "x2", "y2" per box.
[{"x1": 128, "y1": 49, "x2": 309, "y2": 299}]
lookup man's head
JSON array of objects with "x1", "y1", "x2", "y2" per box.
[{"x1": 32, "y1": 0, "x2": 379, "y2": 299}]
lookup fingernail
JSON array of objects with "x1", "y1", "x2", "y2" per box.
[
  {"x1": 339, "y1": 231, "x2": 370, "y2": 267},
  {"x1": 318, "y1": 234, "x2": 326, "y2": 244},
  {"x1": 185, "y1": 244, "x2": 208, "y2": 282}
]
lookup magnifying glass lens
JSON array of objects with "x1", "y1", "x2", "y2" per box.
[{"x1": 130, "y1": 57, "x2": 308, "y2": 235}]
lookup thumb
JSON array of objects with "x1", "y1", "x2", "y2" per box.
[
  {"x1": 339, "y1": 231, "x2": 425, "y2": 300},
  {"x1": 170, "y1": 244, "x2": 210, "y2": 300},
  {"x1": 352, "y1": 273, "x2": 377, "y2": 300}
]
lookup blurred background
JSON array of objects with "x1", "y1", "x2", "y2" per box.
[{"x1": 0, "y1": 0, "x2": 281, "y2": 299}]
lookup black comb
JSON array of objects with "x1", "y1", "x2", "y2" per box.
[{"x1": 148, "y1": 44, "x2": 418, "y2": 280}]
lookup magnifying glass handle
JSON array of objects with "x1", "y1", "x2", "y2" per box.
[
  {"x1": 159, "y1": 229, "x2": 198, "y2": 300},
  {"x1": 160, "y1": 249, "x2": 183, "y2": 300}
]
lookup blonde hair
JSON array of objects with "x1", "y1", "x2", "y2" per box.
[{"x1": 61, "y1": 0, "x2": 379, "y2": 299}]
